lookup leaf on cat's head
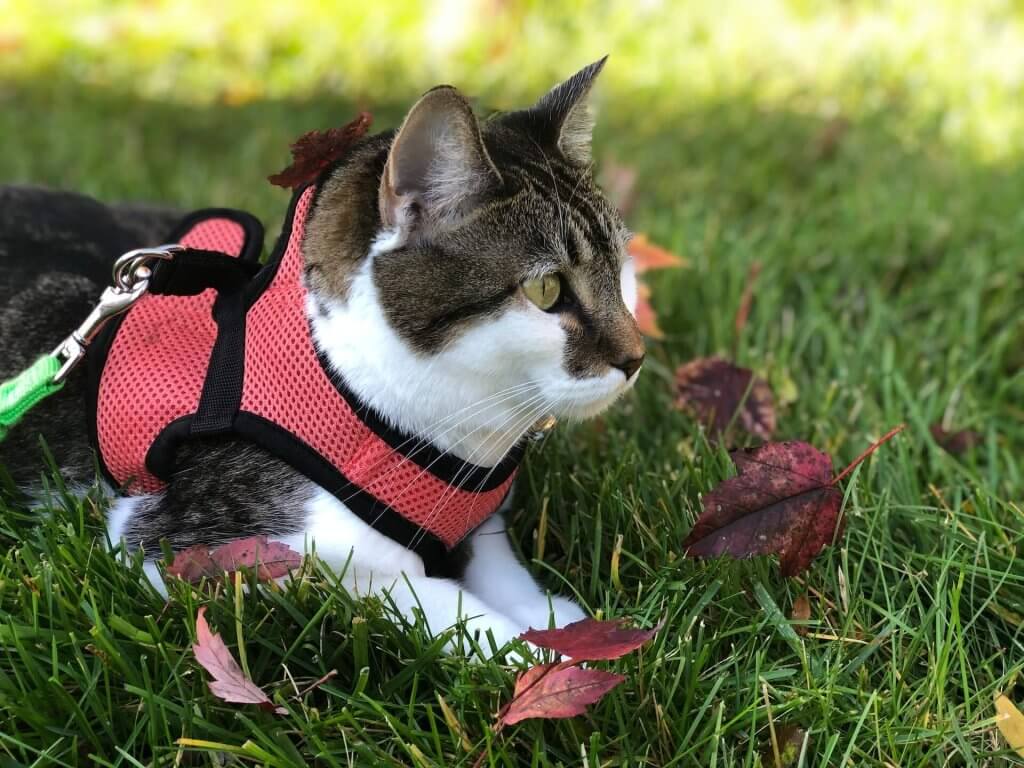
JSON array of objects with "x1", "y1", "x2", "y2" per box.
[{"x1": 268, "y1": 112, "x2": 373, "y2": 189}]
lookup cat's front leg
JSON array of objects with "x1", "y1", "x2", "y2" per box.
[{"x1": 461, "y1": 513, "x2": 587, "y2": 632}]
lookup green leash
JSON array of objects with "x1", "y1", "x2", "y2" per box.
[
  {"x1": 0, "y1": 244, "x2": 183, "y2": 443},
  {"x1": 0, "y1": 356, "x2": 63, "y2": 440}
]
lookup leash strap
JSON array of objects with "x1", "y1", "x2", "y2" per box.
[{"x1": 0, "y1": 355, "x2": 63, "y2": 440}]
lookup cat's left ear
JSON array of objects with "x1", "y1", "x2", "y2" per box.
[{"x1": 527, "y1": 56, "x2": 607, "y2": 166}]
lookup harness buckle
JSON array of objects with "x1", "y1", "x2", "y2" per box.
[{"x1": 51, "y1": 244, "x2": 183, "y2": 383}]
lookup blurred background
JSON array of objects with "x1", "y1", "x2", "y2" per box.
[{"x1": 1, "y1": 0, "x2": 1022, "y2": 484}]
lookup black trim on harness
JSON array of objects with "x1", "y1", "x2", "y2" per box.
[
  {"x1": 148, "y1": 249, "x2": 260, "y2": 296},
  {"x1": 233, "y1": 411, "x2": 451, "y2": 572},
  {"x1": 189, "y1": 289, "x2": 248, "y2": 435}
]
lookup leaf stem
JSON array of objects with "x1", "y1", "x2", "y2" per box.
[{"x1": 831, "y1": 424, "x2": 906, "y2": 485}]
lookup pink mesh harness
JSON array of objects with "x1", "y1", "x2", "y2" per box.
[{"x1": 88, "y1": 184, "x2": 519, "y2": 564}]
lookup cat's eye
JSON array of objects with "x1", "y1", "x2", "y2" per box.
[{"x1": 522, "y1": 273, "x2": 562, "y2": 311}]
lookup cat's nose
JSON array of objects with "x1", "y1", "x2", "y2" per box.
[{"x1": 612, "y1": 354, "x2": 645, "y2": 379}]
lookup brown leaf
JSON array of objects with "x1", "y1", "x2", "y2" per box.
[
  {"x1": 813, "y1": 115, "x2": 849, "y2": 161},
  {"x1": 930, "y1": 424, "x2": 982, "y2": 456},
  {"x1": 268, "y1": 112, "x2": 373, "y2": 189},
  {"x1": 683, "y1": 441, "x2": 843, "y2": 576},
  {"x1": 499, "y1": 664, "x2": 624, "y2": 726},
  {"x1": 733, "y1": 261, "x2": 763, "y2": 338},
  {"x1": 762, "y1": 724, "x2": 807, "y2": 767},
  {"x1": 683, "y1": 428, "x2": 904, "y2": 576},
  {"x1": 600, "y1": 156, "x2": 638, "y2": 217},
  {"x1": 675, "y1": 356, "x2": 776, "y2": 441},
  {"x1": 628, "y1": 234, "x2": 687, "y2": 273},
  {"x1": 520, "y1": 617, "x2": 662, "y2": 661},
  {"x1": 635, "y1": 282, "x2": 664, "y2": 339},
  {"x1": 192, "y1": 607, "x2": 286, "y2": 715},
  {"x1": 791, "y1": 594, "x2": 811, "y2": 636},
  {"x1": 166, "y1": 536, "x2": 302, "y2": 584}
]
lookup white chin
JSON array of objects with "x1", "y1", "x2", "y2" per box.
[{"x1": 543, "y1": 371, "x2": 638, "y2": 423}]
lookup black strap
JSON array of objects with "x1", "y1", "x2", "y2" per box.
[{"x1": 147, "y1": 248, "x2": 260, "y2": 296}]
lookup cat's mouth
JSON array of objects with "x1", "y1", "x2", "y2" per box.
[{"x1": 539, "y1": 367, "x2": 640, "y2": 423}]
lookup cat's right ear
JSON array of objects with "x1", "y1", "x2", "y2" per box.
[{"x1": 379, "y1": 86, "x2": 500, "y2": 237}]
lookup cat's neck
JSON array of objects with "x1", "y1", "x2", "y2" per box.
[{"x1": 306, "y1": 254, "x2": 538, "y2": 468}]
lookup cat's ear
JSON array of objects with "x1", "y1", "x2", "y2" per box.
[
  {"x1": 528, "y1": 56, "x2": 607, "y2": 166},
  {"x1": 380, "y1": 86, "x2": 500, "y2": 235}
]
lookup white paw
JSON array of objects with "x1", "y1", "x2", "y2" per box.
[{"x1": 507, "y1": 594, "x2": 587, "y2": 632}]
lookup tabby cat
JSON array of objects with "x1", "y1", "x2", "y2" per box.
[{"x1": 0, "y1": 58, "x2": 643, "y2": 653}]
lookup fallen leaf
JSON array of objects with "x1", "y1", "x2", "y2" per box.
[
  {"x1": 600, "y1": 156, "x2": 638, "y2": 217},
  {"x1": 520, "y1": 617, "x2": 662, "y2": 661},
  {"x1": 683, "y1": 427, "x2": 904, "y2": 576},
  {"x1": 166, "y1": 536, "x2": 302, "y2": 584},
  {"x1": 995, "y1": 694, "x2": 1024, "y2": 758},
  {"x1": 930, "y1": 424, "x2": 982, "y2": 456},
  {"x1": 813, "y1": 115, "x2": 849, "y2": 161},
  {"x1": 675, "y1": 356, "x2": 776, "y2": 441},
  {"x1": 499, "y1": 663, "x2": 624, "y2": 726},
  {"x1": 635, "y1": 282, "x2": 664, "y2": 339},
  {"x1": 762, "y1": 724, "x2": 807, "y2": 767},
  {"x1": 733, "y1": 261, "x2": 763, "y2": 338},
  {"x1": 791, "y1": 595, "x2": 811, "y2": 636},
  {"x1": 269, "y1": 112, "x2": 373, "y2": 189},
  {"x1": 628, "y1": 234, "x2": 687, "y2": 273},
  {"x1": 192, "y1": 607, "x2": 286, "y2": 715}
]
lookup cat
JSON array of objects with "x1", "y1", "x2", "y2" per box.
[{"x1": 0, "y1": 58, "x2": 644, "y2": 655}]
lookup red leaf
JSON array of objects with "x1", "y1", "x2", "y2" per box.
[
  {"x1": 683, "y1": 428, "x2": 904, "y2": 576},
  {"x1": 166, "y1": 536, "x2": 302, "y2": 584},
  {"x1": 675, "y1": 356, "x2": 776, "y2": 441},
  {"x1": 268, "y1": 112, "x2": 373, "y2": 189},
  {"x1": 930, "y1": 424, "x2": 981, "y2": 456},
  {"x1": 628, "y1": 234, "x2": 686, "y2": 273},
  {"x1": 635, "y1": 282, "x2": 664, "y2": 339},
  {"x1": 519, "y1": 617, "x2": 661, "y2": 661},
  {"x1": 192, "y1": 607, "x2": 286, "y2": 715},
  {"x1": 499, "y1": 665, "x2": 624, "y2": 726},
  {"x1": 683, "y1": 441, "x2": 843, "y2": 576}
]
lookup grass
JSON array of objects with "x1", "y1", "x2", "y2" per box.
[{"x1": 2, "y1": 0, "x2": 1024, "y2": 764}]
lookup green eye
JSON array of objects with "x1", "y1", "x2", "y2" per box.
[{"x1": 522, "y1": 273, "x2": 562, "y2": 311}]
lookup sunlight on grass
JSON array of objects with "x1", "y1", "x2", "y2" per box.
[{"x1": 4, "y1": 0, "x2": 1024, "y2": 160}]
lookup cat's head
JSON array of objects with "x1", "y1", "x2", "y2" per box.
[{"x1": 304, "y1": 58, "x2": 643, "y2": 464}]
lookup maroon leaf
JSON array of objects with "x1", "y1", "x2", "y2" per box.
[
  {"x1": 930, "y1": 424, "x2": 982, "y2": 456},
  {"x1": 684, "y1": 441, "x2": 842, "y2": 576},
  {"x1": 166, "y1": 536, "x2": 302, "y2": 584},
  {"x1": 499, "y1": 664, "x2": 624, "y2": 726},
  {"x1": 192, "y1": 607, "x2": 286, "y2": 715},
  {"x1": 675, "y1": 356, "x2": 776, "y2": 441},
  {"x1": 683, "y1": 427, "x2": 904, "y2": 576},
  {"x1": 520, "y1": 617, "x2": 662, "y2": 661},
  {"x1": 268, "y1": 112, "x2": 372, "y2": 189}
]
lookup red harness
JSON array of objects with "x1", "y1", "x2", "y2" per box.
[{"x1": 88, "y1": 184, "x2": 519, "y2": 565}]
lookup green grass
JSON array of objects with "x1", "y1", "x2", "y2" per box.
[{"x1": 2, "y1": 1, "x2": 1024, "y2": 764}]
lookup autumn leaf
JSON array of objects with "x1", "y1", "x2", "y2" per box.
[
  {"x1": 791, "y1": 594, "x2": 811, "y2": 636},
  {"x1": 268, "y1": 112, "x2": 373, "y2": 189},
  {"x1": 634, "y1": 283, "x2": 664, "y2": 339},
  {"x1": 930, "y1": 424, "x2": 982, "y2": 456},
  {"x1": 762, "y1": 724, "x2": 807, "y2": 767},
  {"x1": 683, "y1": 426, "x2": 904, "y2": 576},
  {"x1": 675, "y1": 356, "x2": 776, "y2": 441},
  {"x1": 192, "y1": 607, "x2": 286, "y2": 715},
  {"x1": 166, "y1": 535, "x2": 302, "y2": 584},
  {"x1": 520, "y1": 617, "x2": 662, "y2": 661},
  {"x1": 995, "y1": 693, "x2": 1024, "y2": 758},
  {"x1": 628, "y1": 233, "x2": 687, "y2": 272},
  {"x1": 499, "y1": 662, "x2": 625, "y2": 726}
]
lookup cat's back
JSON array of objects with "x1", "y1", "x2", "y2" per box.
[{"x1": 0, "y1": 185, "x2": 182, "y2": 484}]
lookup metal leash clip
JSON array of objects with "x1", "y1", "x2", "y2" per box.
[{"x1": 51, "y1": 244, "x2": 184, "y2": 383}]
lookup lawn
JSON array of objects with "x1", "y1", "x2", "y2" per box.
[{"x1": 1, "y1": 1, "x2": 1023, "y2": 765}]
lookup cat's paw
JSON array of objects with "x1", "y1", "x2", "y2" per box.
[{"x1": 507, "y1": 594, "x2": 587, "y2": 633}]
